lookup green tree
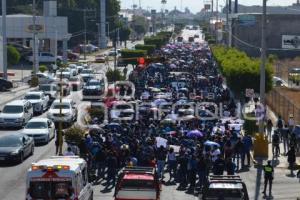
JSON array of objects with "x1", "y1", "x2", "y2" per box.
[
  {"x1": 7, "y1": 45, "x2": 21, "y2": 66},
  {"x1": 212, "y1": 45, "x2": 273, "y2": 96},
  {"x1": 106, "y1": 68, "x2": 125, "y2": 82},
  {"x1": 131, "y1": 15, "x2": 148, "y2": 36},
  {"x1": 119, "y1": 26, "x2": 131, "y2": 47},
  {"x1": 135, "y1": 44, "x2": 156, "y2": 55},
  {"x1": 120, "y1": 49, "x2": 147, "y2": 65}
]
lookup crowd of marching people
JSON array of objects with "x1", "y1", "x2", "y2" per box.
[{"x1": 61, "y1": 40, "x2": 262, "y2": 194}]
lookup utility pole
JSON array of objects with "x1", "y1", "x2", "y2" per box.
[
  {"x1": 32, "y1": 0, "x2": 38, "y2": 75},
  {"x1": 1, "y1": 0, "x2": 7, "y2": 80},
  {"x1": 234, "y1": 0, "x2": 238, "y2": 13},
  {"x1": 100, "y1": 0, "x2": 107, "y2": 49},
  {"x1": 226, "y1": 0, "x2": 229, "y2": 44},
  {"x1": 58, "y1": 65, "x2": 63, "y2": 156},
  {"x1": 83, "y1": 9, "x2": 87, "y2": 60},
  {"x1": 259, "y1": 0, "x2": 267, "y2": 134}
]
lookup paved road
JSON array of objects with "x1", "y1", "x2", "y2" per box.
[{"x1": 0, "y1": 40, "x2": 143, "y2": 200}]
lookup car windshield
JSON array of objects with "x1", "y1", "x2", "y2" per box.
[
  {"x1": 121, "y1": 179, "x2": 155, "y2": 189},
  {"x1": 87, "y1": 81, "x2": 101, "y2": 86},
  {"x1": 82, "y1": 69, "x2": 92, "y2": 74},
  {"x1": 206, "y1": 188, "x2": 245, "y2": 199},
  {"x1": 25, "y1": 95, "x2": 40, "y2": 100},
  {"x1": 52, "y1": 103, "x2": 70, "y2": 109},
  {"x1": 39, "y1": 85, "x2": 57, "y2": 91},
  {"x1": 25, "y1": 122, "x2": 47, "y2": 129},
  {"x1": 2, "y1": 105, "x2": 23, "y2": 113},
  {"x1": 29, "y1": 181, "x2": 73, "y2": 199},
  {"x1": 69, "y1": 77, "x2": 79, "y2": 82},
  {"x1": 0, "y1": 136, "x2": 22, "y2": 147}
]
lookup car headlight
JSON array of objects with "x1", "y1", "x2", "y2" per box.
[
  {"x1": 16, "y1": 118, "x2": 23, "y2": 122},
  {"x1": 10, "y1": 150, "x2": 20, "y2": 155},
  {"x1": 0, "y1": 118, "x2": 4, "y2": 122}
]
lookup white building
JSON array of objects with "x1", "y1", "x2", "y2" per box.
[{"x1": 0, "y1": 0, "x2": 70, "y2": 60}]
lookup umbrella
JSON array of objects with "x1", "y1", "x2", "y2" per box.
[
  {"x1": 186, "y1": 130, "x2": 203, "y2": 138},
  {"x1": 106, "y1": 122, "x2": 121, "y2": 130},
  {"x1": 204, "y1": 140, "x2": 220, "y2": 147},
  {"x1": 151, "y1": 88, "x2": 161, "y2": 93},
  {"x1": 153, "y1": 98, "x2": 167, "y2": 106},
  {"x1": 170, "y1": 64, "x2": 177, "y2": 68}
]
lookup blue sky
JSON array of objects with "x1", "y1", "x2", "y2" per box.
[{"x1": 120, "y1": 0, "x2": 297, "y2": 13}]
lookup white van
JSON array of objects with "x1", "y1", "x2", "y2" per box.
[
  {"x1": 26, "y1": 156, "x2": 93, "y2": 200},
  {"x1": 0, "y1": 100, "x2": 33, "y2": 128}
]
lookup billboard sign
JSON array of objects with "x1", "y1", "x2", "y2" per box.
[
  {"x1": 26, "y1": 24, "x2": 45, "y2": 33},
  {"x1": 238, "y1": 15, "x2": 256, "y2": 26},
  {"x1": 282, "y1": 35, "x2": 300, "y2": 49}
]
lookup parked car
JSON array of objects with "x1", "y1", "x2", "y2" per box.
[
  {"x1": 69, "y1": 76, "x2": 83, "y2": 91},
  {"x1": 0, "y1": 133, "x2": 34, "y2": 163},
  {"x1": 26, "y1": 52, "x2": 62, "y2": 63},
  {"x1": 82, "y1": 79, "x2": 105, "y2": 100},
  {"x1": 273, "y1": 76, "x2": 288, "y2": 87},
  {"x1": 23, "y1": 73, "x2": 56, "y2": 85},
  {"x1": 22, "y1": 118, "x2": 55, "y2": 144},
  {"x1": 38, "y1": 83, "x2": 58, "y2": 101},
  {"x1": 0, "y1": 100, "x2": 33, "y2": 129},
  {"x1": 95, "y1": 55, "x2": 106, "y2": 63},
  {"x1": 24, "y1": 91, "x2": 49, "y2": 115},
  {"x1": 108, "y1": 50, "x2": 118, "y2": 57},
  {"x1": 68, "y1": 64, "x2": 79, "y2": 76},
  {"x1": 76, "y1": 64, "x2": 84, "y2": 74},
  {"x1": 0, "y1": 78, "x2": 13, "y2": 91},
  {"x1": 67, "y1": 50, "x2": 79, "y2": 61},
  {"x1": 81, "y1": 69, "x2": 94, "y2": 82},
  {"x1": 56, "y1": 68, "x2": 72, "y2": 80},
  {"x1": 47, "y1": 99, "x2": 77, "y2": 125},
  {"x1": 54, "y1": 79, "x2": 71, "y2": 96}
]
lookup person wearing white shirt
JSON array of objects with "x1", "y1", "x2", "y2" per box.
[
  {"x1": 64, "y1": 147, "x2": 75, "y2": 156},
  {"x1": 211, "y1": 147, "x2": 221, "y2": 163}
]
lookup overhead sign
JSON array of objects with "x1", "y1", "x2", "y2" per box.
[
  {"x1": 26, "y1": 24, "x2": 45, "y2": 33},
  {"x1": 238, "y1": 15, "x2": 256, "y2": 26},
  {"x1": 282, "y1": 35, "x2": 300, "y2": 49}
]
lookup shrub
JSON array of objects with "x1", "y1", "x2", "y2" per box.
[
  {"x1": 87, "y1": 106, "x2": 105, "y2": 122},
  {"x1": 7, "y1": 45, "x2": 21, "y2": 66},
  {"x1": 106, "y1": 68, "x2": 126, "y2": 82},
  {"x1": 211, "y1": 45, "x2": 273, "y2": 95},
  {"x1": 30, "y1": 75, "x2": 39, "y2": 87},
  {"x1": 64, "y1": 125, "x2": 86, "y2": 145},
  {"x1": 208, "y1": 39, "x2": 216, "y2": 44},
  {"x1": 39, "y1": 65, "x2": 48, "y2": 73},
  {"x1": 144, "y1": 36, "x2": 165, "y2": 48},
  {"x1": 135, "y1": 44, "x2": 156, "y2": 55},
  {"x1": 120, "y1": 49, "x2": 147, "y2": 65}
]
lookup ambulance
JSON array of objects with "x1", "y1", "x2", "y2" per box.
[{"x1": 26, "y1": 156, "x2": 93, "y2": 200}]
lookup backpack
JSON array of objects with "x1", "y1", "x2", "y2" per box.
[
  {"x1": 277, "y1": 119, "x2": 283, "y2": 129},
  {"x1": 272, "y1": 134, "x2": 280, "y2": 144}
]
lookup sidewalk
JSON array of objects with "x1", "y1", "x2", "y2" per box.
[
  {"x1": 266, "y1": 106, "x2": 300, "y2": 169},
  {"x1": 0, "y1": 85, "x2": 34, "y2": 108}
]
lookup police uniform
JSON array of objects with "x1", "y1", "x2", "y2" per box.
[{"x1": 263, "y1": 162, "x2": 274, "y2": 196}]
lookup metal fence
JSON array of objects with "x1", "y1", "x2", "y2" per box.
[{"x1": 266, "y1": 87, "x2": 300, "y2": 124}]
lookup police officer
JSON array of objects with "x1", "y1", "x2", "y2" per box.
[{"x1": 262, "y1": 160, "x2": 274, "y2": 197}]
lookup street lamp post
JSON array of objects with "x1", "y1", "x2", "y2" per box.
[
  {"x1": 83, "y1": 9, "x2": 87, "y2": 60},
  {"x1": 259, "y1": 0, "x2": 267, "y2": 134},
  {"x1": 32, "y1": 0, "x2": 39, "y2": 75},
  {"x1": 1, "y1": 0, "x2": 7, "y2": 80}
]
